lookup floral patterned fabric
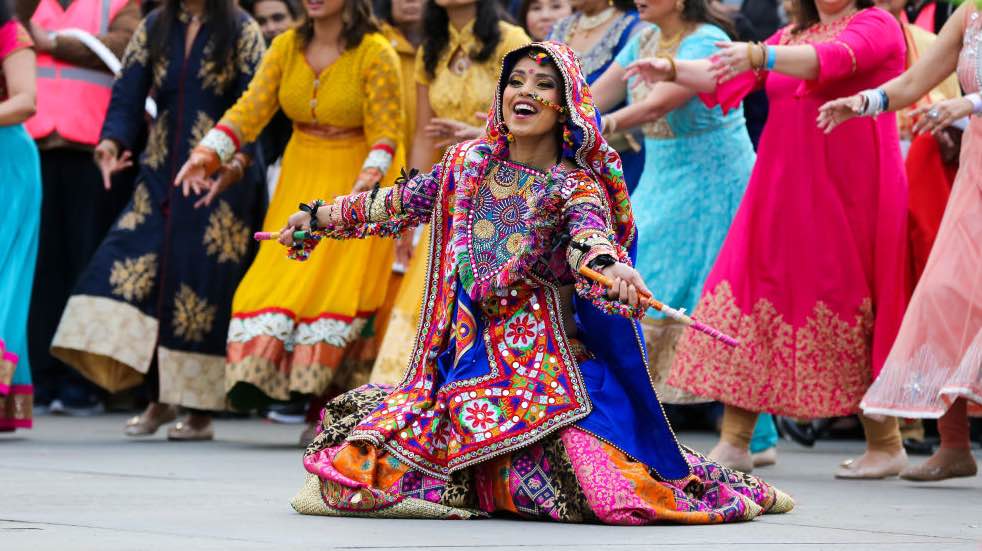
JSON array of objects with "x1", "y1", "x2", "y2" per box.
[
  {"x1": 50, "y1": 9, "x2": 267, "y2": 409},
  {"x1": 293, "y1": 384, "x2": 792, "y2": 524}
]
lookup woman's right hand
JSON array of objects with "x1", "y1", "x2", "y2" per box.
[
  {"x1": 277, "y1": 210, "x2": 313, "y2": 246},
  {"x1": 93, "y1": 140, "x2": 133, "y2": 190},
  {"x1": 817, "y1": 95, "x2": 864, "y2": 133},
  {"x1": 623, "y1": 58, "x2": 674, "y2": 84}
]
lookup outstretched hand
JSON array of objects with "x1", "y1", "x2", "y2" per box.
[
  {"x1": 93, "y1": 140, "x2": 133, "y2": 190},
  {"x1": 601, "y1": 262, "x2": 651, "y2": 309},
  {"x1": 623, "y1": 57, "x2": 674, "y2": 84},
  {"x1": 910, "y1": 97, "x2": 974, "y2": 136},
  {"x1": 817, "y1": 95, "x2": 864, "y2": 133}
]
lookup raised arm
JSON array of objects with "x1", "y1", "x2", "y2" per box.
[
  {"x1": 0, "y1": 22, "x2": 36, "y2": 126},
  {"x1": 592, "y1": 61, "x2": 628, "y2": 113},
  {"x1": 818, "y1": 3, "x2": 972, "y2": 133}
]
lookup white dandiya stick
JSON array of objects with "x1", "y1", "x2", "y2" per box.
[{"x1": 578, "y1": 265, "x2": 740, "y2": 348}]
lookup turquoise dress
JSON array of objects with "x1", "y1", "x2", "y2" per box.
[
  {"x1": 0, "y1": 125, "x2": 41, "y2": 431},
  {"x1": 615, "y1": 24, "x2": 754, "y2": 316}
]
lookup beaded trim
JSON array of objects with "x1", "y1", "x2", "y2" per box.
[{"x1": 201, "y1": 127, "x2": 237, "y2": 164}]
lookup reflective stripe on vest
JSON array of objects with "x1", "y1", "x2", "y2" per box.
[
  {"x1": 25, "y1": 0, "x2": 130, "y2": 145},
  {"x1": 37, "y1": 65, "x2": 115, "y2": 88}
]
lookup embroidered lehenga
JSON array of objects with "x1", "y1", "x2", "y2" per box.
[
  {"x1": 288, "y1": 42, "x2": 791, "y2": 524},
  {"x1": 202, "y1": 29, "x2": 405, "y2": 410}
]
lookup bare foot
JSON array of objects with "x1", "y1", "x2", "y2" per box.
[
  {"x1": 709, "y1": 440, "x2": 754, "y2": 473},
  {"x1": 901, "y1": 447, "x2": 978, "y2": 482},
  {"x1": 835, "y1": 448, "x2": 907, "y2": 479}
]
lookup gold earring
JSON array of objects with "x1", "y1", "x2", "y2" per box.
[{"x1": 675, "y1": 0, "x2": 684, "y2": 10}]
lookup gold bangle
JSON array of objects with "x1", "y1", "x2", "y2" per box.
[{"x1": 656, "y1": 54, "x2": 677, "y2": 82}]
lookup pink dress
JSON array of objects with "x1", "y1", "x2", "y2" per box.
[
  {"x1": 861, "y1": 8, "x2": 982, "y2": 419},
  {"x1": 669, "y1": 8, "x2": 909, "y2": 418}
]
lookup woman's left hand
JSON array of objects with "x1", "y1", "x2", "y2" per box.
[
  {"x1": 709, "y1": 41, "x2": 752, "y2": 83},
  {"x1": 817, "y1": 95, "x2": 864, "y2": 133},
  {"x1": 600, "y1": 262, "x2": 651, "y2": 309},
  {"x1": 911, "y1": 98, "x2": 974, "y2": 136}
]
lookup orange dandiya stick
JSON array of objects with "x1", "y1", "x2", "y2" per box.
[{"x1": 578, "y1": 265, "x2": 740, "y2": 348}]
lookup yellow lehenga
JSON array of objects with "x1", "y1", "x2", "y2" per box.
[
  {"x1": 367, "y1": 20, "x2": 529, "y2": 385},
  {"x1": 215, "y1": 29, "x2": 405, "y2": 408}
]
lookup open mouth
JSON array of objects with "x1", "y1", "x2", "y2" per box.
[{"x1": 512, "y1": 100, "x2": 539, "y2": 118}]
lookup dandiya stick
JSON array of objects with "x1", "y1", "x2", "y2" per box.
[
  {"x1": 578, "y1": 265, "x2": 740, "y2": 348},
  {"x1": 253, "y1": 230, "x2": 319, "y2": 241}
]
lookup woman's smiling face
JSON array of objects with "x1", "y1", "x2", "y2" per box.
[{"x1": 502, "y1": 55, "x2": 565, "y2": 140}]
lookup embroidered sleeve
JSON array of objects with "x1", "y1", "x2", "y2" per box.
[
  {"x1": 563, "y1": 172, "x2": 645, "y2": 319},
  {"x1": 563, "y1": 174, "x2": 618, "y2": 272},
  {"x1": 363, "y1": 37, "x2": 404, "y2": 148},
  {"x1": 100, "y1": 17, "x2": 153, "y2": 151},
  {"x1": 803, "y1": 9, "x2": 903, "y2": 94},
  {"x1": 214, "y1": 28, "x2": 286, "y2": 151}
]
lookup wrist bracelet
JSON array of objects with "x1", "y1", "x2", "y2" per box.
[
  {"x1": 362, "y1": 143, "x2": 394, "y2": 176},
  {"x1": 200, "y1": 127, "x2": 237, "y2": 164},
  {"x1": 765, "y1": 45, "x2": 776, "y2": 70},
  {"x1": 966, "y1": 93, "x2": 982, "y2": 115},
  {"x1": 858, "y1": 88, "x2": 887, "y2": 116},
  {"x1": 656, "y1": 54, "x2": 677, "y2": 82}
]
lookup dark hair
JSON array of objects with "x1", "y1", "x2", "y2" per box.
[
  {"x1": 148, "y1": 0, "x2": 240, "y2": 64},
  {"x1": 680, "y1": 0, "x2": 736, "y2": 39},
  {"x1": 0, "y1": 0, "x2": 11, "y2": 26},
  {"x1": 297, "y1": 0, "x2": 380, "y2": 50},
  {"x1": 792, "y1": 0, "x2": 873, "y2": 33},
  {"x1": 247, "y1": 0, "x2": 302, "y2": 19},
  {"x1": 375, "y1": 0, "x2": 395, "y2": 24},
  {"x1": 422, "y1": 0, "x2": 504, "y2": 79}
]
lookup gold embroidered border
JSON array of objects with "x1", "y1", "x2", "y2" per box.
[
  {"x1": 670, "y1": 281, "x2": 874, "y2": 418},
  {"x1": 158, "y1": 346, "x2": 228, "y2": 411},
  {"x1": 51, "y1": 295, "x2": 157, "y2": 392}
]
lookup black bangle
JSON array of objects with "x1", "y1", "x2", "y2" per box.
[
  {"x1": 298, "y1": 200, "x2": 323, "y2": 230},
  {"x1": 587, "y1": 254, "x2": 617, "y2": 270}
]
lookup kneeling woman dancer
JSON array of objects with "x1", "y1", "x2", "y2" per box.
[{"x1": 278, "y1": 42, "x2": 792, "y2": 524}]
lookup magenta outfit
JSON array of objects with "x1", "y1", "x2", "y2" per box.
[{"x1": 670, "y1": 9, "x2": 910, "y2": 417}]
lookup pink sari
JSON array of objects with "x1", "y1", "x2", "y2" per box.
[
  {"x1": 669, "y1": 8, "x2": 909, "y2": 418},
  {"x1": 861, "y1": 8, "x2": 982, "y2": 419}
]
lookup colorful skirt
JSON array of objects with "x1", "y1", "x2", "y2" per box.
[
  {"x1": 0, "y1": 125, "x2": 40, "y2": 431},
  {"x1": 225, "y1": 131, "x2": 397, "y2": 409},
  {"x1": 861, "y1": 121, "x2": 982, "y2": 419},
  {"x1": 291, "y1": 385, "x2": 793, "y2": 524}
]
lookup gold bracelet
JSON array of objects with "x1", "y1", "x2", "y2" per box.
[
  {"x1": 746, "y1": 42, "x2": 756, "y2": 70},
  {"x1": 656, "y1": 54, "x2": 677, "y2": 82}
]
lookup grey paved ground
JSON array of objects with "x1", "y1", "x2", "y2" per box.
[{"x1": 2, "y1": 414, "x2": 980, "y2": 551}]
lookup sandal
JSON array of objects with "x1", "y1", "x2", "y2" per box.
[{"x1": 124, "y1": 405, "x2": 177, "y2": 437}]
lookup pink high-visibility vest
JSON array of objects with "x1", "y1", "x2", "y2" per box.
[{"x1": 26, "y1": 0, "x2": 130, "y2": 146}]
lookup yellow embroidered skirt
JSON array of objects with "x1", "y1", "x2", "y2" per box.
[{"x1": 226, "y1": 131, "x2": 397, "y2": 408}]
